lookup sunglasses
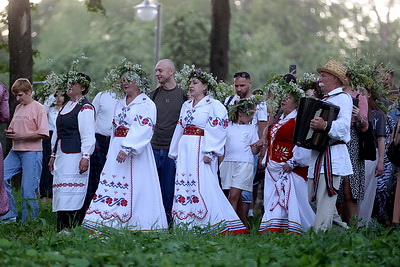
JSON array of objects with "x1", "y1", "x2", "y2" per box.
[{"x1": 233, "y1": 72, "x2": 251, "y2": 79}]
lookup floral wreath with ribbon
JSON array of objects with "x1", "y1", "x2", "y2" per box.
[{"x1": 103, "y1": 58, "x2": 151, "y2": 98}]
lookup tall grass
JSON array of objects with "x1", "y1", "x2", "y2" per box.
[{"x1": 0, "y1": 201, "x2": 399, "y2": 266}]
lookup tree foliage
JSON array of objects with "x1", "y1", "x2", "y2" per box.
[{"x1": 27, "y1": 0, "x2": 400, "y2": 97}]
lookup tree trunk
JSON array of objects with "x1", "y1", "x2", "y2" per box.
[
  {"x1": 8, "y1": 0, "x2": 32, "y2": 112},
  {"x1": 210, "y1": 0, "x2": 230, "y2": 82}
]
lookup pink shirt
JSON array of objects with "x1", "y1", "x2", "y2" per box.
[
  {"x1": 350, "y1": 90, "x2": 368, "y2": 132},
  {"x1": 10, "y1": 101, "x2": 49, "y2": 151}
]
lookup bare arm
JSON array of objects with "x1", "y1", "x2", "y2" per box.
[
  {"x1": 376, "y1": 136, "x2": 385, "y2": 176},
  {"x1": 5, "y1": 131, "x2": 48, "y2": 141}
]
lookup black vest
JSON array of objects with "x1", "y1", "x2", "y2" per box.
[{"x1": 56, "y1": 98, "x2": 93, "y2": 153}]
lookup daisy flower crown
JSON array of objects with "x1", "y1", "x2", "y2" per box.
[
  {"x1": 298, "y1": 73, "x2": 319, "y2": 91},
  {"x1": 103, "y1": 58, "x2": 151, "y2": 97},
  {"x1": 42, "y1": 55, "x2": 93, "y2": 96},
  {"x1": 175, "y1": 64, "x2": 218, "y2": 94},
  {"x1": 298, "y1": 72, "x2": 323, "y2": 98},
  {"x1": 228, "y1": 95, "x2": 264, "y2": 122},
  {"x1": 345, "y1": 57, "x2": 387, "y2": 101},
  {"x1": 264, "y1": 73, "x2": 304, "y2": 114}
]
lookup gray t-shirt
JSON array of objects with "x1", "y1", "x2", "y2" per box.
[{"x1": 150, "y1": 86, "x2": 186, "y2": 149}]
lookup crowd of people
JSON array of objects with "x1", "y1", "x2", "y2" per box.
[{"x1": 0, "y1": 57, "x2": 399, "y2": 235}]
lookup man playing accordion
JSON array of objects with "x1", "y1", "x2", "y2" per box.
[{"x1": 308, "y1": 60, "x2": 353, "y2": 231}]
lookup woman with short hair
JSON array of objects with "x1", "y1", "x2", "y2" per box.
[{"x1": 1, "y1": 78, "x2": 49, "y2": 222}]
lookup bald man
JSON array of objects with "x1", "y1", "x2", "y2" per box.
[{"x1": 150, "y1": 59, "x2": 187, "y2": 226}]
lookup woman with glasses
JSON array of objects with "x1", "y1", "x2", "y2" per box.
[{"x1": 259, "y1": 84, "x2": 315, "y2": 235}]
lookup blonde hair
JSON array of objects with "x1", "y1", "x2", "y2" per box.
[{"x1": 11, "y1": 78, "x2": 32, "y2": 94}]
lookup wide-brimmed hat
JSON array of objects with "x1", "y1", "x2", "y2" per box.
[{"x1": 317, "y1": 60, "x2": 348, "y2": 85}]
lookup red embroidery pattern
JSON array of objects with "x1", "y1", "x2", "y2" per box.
[
  {"x1": 207, "y1": 116, "x2": 228, "y2": 129},
  {"x1": 53, "y1": 182, "x2": 85, "y2": 188},
  {"x1": 92, "y1": 194, "x2": 128, "y2": 207},
  {"x1": 134, "y1": 115, "x2": 155, "y2": 127},
  {"x1": 274, "y1": 145, "x2": 291, "y2": 162},
  {"x1": 172, "y1": 136, "x2": 208, "y2": 220},
  {"x1": 80, "y1": 104, "x2": 94, "y2": 112}
]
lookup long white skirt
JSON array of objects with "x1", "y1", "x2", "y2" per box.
[
  {"x1": 82, "y1": 136, "x2": 168, "y2": 232},
  {"x1": 52, "y1": 142, "x2": 89, "y2": 212},
  {"x1": 172, "y1": 134, "x2": 248, "y2": 234},
  {"x1": 259, "y1": 160, "x2": 315, "y2": 234}
]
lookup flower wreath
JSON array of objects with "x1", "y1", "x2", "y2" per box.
[
  {"x1": 175, "y1": 64, "x2": 218, "y2": 95},
  {"x1": 345, "y1": 57, "x2": 387, "y2": 100},
  {"x1": 298, "y1": 72, "x2": 323, "y2": 98},
  {"x1": 42, "y1": 54, "x2": 93, "y2": 97},
  {"x1": 228, "y1": 95, "x2": 264, "y2": 122},
  {"x1": 103, "y1": 58, "x2": 151, "y2": 98},
  {"x1": 264, "y1": 73, "x2": 304, "y2": 114}
]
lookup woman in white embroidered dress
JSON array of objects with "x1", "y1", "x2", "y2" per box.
[
  {"x1": 49, "y1": 72, "x2": 96, "y2": 232},
  {"x1": 259, "y1": 88, "x2": 315, "y2": 235},
  {"x1": 169, "y1": 68, "x2": 248, "y2": 234},
  {"x1": 82, "y1": 62, "x2": 167, "y2": 232}
]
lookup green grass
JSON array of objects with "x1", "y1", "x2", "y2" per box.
[{"x1": 0, "y1": 202, "x2": 399, "y2": 266}]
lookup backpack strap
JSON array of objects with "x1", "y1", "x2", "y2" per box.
[{"x1": 224, "y1": 95, "x2": 235, "y2": 110}]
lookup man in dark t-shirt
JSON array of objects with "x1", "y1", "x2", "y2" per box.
[{"x1": 150, "y1": 59, "x2": 186, "y2": 226}]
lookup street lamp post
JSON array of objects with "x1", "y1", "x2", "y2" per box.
[{"x1": 134, "y1": 0, "x2": 161, "y2": 66}]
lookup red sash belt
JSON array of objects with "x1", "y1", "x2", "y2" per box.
[
  {"x1": 311, "y1": 140, "x2": 346, "y2": 202},
  {"x1": 114, "y1": 126, "x2": 129, "y2": 137},
  {"x1": 183, "y1": 125, "x2": 204, "y2": 136}
]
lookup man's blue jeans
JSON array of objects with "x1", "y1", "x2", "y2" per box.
[
  {"x1": 0, "y1": 150, "x2": 42, "y2": 221},
  {"x1": 153, "y1": 149, "x2": 176, "y2": 225}
]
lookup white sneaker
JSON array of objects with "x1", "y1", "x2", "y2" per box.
[
  {"x1": 248, "y1": 209, "x2": 254, "y2": 217},
  {"x1": 0, "y1": 217, "x2": 16, "y2": 224},
  {"x1": 57, "y1": 229, "x2": 71, "y2": 236}
]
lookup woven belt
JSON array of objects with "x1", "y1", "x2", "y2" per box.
[
  {"x1": 331, "y1": 141, "x2": 346, "y2": 146},
  {"x1": 183, "y1": 125, "x2": 204, "y2": 136},
  {"x1": 114, "y1": 126, "x2": 129, "y2": 137}
]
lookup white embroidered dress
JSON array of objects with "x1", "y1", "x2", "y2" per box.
[
  {"x1": 82, "y1": 93, "x2": 168, "y2": 232},
  {"x1": 169, "y1": 95, "x2": 248, "y2": 234},
  {"x1": 259, "y1": 110, "x2": 315, "y2": 234},
  {"x1": 52, "y1": 99, "x2": 96, "y2": 211}
]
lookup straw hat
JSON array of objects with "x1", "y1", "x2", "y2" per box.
[{"x1": 316, "y1": 60, "x2": 348, "y2": 85}]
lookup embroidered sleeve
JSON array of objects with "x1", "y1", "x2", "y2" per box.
[
  {"x1": 168, "y1": 103, "x2": 187, "y2": 160},
  {"x1": 121, "y1": 97, "x2": 156, "y2": 155},
  {"x1": 203, "y1": 99, "x2": 228, "y2": 156},
  {"x1": 78, "y1": 103, "x2": 96, "y2": 158}
]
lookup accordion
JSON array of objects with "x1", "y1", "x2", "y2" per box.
[{"x1": 293, "y1": 97, "x2": 340, "y2": 151}]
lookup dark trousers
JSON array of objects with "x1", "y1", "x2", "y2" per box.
[
  {"x1": 39, "y1": 131, "x2": 53, "y2": 198},
  {"x1": 57, "y1": 205, "x2": 87, "y2": 231},
  {"x1": 85, "y1": 134, "x2": 111, "y2": 210},
  {"x1": 153, "y1": 149, "x2": 176, "y2": 226}
]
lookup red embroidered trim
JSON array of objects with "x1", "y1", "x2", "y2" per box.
[{"x1": 53, "y1": 182, "x2": 85, "y2": 188}]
